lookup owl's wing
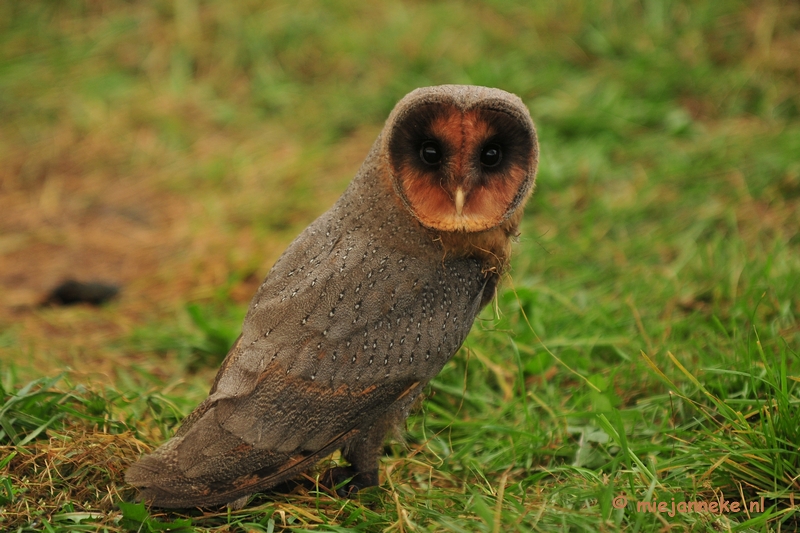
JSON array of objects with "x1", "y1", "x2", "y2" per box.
[
  {"x1": 177, "y1": 332, "x2": 423, "y2": 467},
  {"x1": 126, "y1": 332, "x2": 422, "y2": 508}
]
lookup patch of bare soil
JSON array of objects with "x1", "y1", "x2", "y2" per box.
[{"x1": 0, "y1": 153, "x2": 193, "y2": 380}]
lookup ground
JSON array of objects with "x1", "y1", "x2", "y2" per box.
[{"x1": 1, "y1": 1, "x2": 799, "y2": 531}]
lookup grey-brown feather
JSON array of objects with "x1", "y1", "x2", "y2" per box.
[{"x1": 126, "y1": 85, "x2": 536, "y2": 508}]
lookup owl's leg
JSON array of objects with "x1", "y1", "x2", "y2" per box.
[
  {"x1": 479, "y1": 271, "x2": 500, "y2": 309},
  {"x1": 322, "y1": 413, "x2": 398, "y2": 497}
]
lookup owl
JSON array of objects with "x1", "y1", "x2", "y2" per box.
[{"x1": 126, "y1": 85, "x2": 538, "y2": 508}]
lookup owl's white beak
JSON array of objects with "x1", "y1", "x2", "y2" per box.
[{"x1": 455, "y1": 187, "x2": 465, "y2": 216}]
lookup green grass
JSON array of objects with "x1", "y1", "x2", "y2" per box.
[{"x1": 1, "y1": 0, "x2": 799, "y2": 531}]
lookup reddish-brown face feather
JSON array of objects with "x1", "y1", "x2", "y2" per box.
[{"x1": 388, "y1": 104, "x2": 534, "y2": 233}]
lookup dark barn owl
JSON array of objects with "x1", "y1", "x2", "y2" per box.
[{"x1": 126, "y1": 85, "x2": 538, "y2": 508}]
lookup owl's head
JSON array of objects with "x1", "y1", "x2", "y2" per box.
[{"x1": 383, "y1": 85, "x2": 538, "y2": 233}]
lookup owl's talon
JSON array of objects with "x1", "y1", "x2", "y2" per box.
[{"x1": 321, "y1": 466, "x2": 378, "y2": 497}]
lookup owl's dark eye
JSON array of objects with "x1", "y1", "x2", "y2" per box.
[
  {"x1": 480, "y1": 143, "x2": 502, "y2": 167},
  {"x1": 419, "y1": 141, "x2": 442, "y2": 165}
]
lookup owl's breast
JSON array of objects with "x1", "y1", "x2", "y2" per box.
[{"x1": 225, "y1": 190, "x2": 489, "y2": 397}]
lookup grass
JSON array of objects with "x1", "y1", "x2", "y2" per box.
[{"x1": 1, "y1": 0, "x2": 799, "y2": 531}]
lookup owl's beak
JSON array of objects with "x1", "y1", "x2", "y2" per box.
[{"x1": 455, "y1": 187, "x2": 466, "y2": 216}]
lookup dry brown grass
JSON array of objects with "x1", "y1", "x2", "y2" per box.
[{"x1": 0, "y1": 432, "x2": 147, "y2": 530}]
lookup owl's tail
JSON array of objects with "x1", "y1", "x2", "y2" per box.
[{"x1": 125, "y1": 437, "x2": 208, "y2": 508}]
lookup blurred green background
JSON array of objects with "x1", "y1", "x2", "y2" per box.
[{"x1": 1, "y1": 1, "x2": 798, "y2": 531}]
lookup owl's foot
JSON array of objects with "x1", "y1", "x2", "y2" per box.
[{"x1": 320, "y1": 466, "x2": 378, "y2": 498}]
